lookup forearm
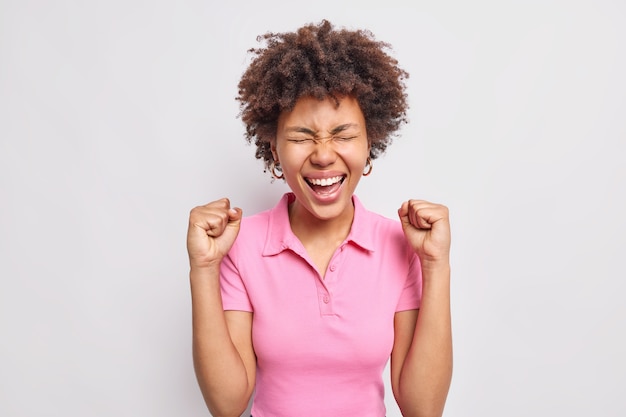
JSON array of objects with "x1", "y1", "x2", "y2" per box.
[
  {"x1": 190, "y1": 265, "x2": 252, "y2": 416},
  {"x1": 398, "y1": 263, "x2": 453, "y2": 417}
]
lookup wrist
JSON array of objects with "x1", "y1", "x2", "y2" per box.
[
  {"x1": 420, "y1": 258, "x2": 451, "y2": 285},
  {"x1": 420, "y1": 256, "x2": 450, "y2": 272},
  {"x1": 189, "y1": 260, "x2": 222, "y2": 277}
]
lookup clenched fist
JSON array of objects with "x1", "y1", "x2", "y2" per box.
[
  {"x1": 398, "y1": 199, "x2": 451, "y2": 267},
  {"x1": 187, "y1": 198, "x2": 242, "y2": 269}
]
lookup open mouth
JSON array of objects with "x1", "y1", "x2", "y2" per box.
[{"x1": 305, "y1": 175, "x2": 346, "y2": 195}]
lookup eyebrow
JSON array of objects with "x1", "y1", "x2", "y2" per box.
[{"x1": 284, "y1": 124, "x2": 360, "y2": 136}]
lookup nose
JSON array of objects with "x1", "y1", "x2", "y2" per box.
[{"x1": 309, "y1": 138, "x2": 337, "y2": 167}]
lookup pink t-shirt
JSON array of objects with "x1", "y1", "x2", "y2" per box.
[{"x1": 221, "y1": 193, "x2": 422, "y2": 417}]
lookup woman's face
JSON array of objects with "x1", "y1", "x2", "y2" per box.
[{"x1": 272, "y1": 95, "x2": 370, "y2": 223}]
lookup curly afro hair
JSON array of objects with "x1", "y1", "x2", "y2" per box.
[{"x1": 237, "y1": 19, "x2": 409, "y2": 170}]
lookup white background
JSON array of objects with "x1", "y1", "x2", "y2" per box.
[{"x1": 1, "y1": 0, "x2": 625, "y2": 416}]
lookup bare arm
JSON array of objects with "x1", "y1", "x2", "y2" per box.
[
  {"x1": 391, "y1": 265, "x2": 452, "y2": 417},
  {"x1": 187, "y1": 199, "x2": 256, "y2": 416},
  {"x1": 392, "y1": 200, "x2": 453, "y2": 417}
]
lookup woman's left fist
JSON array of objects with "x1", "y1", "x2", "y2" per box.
[{"x1": 398, "y1": 200, "x2": 451, "y2": 266}]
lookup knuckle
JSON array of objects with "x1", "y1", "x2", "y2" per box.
[{"x1": 189, "y1": 206, "x2": 202, "y2": 218}]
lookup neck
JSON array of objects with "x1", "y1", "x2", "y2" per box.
[{"x1": 288, "y1": 200, "x2": 354, "y2": 246}]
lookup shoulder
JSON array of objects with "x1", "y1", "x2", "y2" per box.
[
  {"x1": 352, "y1": 197, "x2": 409, "y2": 254},
  {"x1": 229, "y1": 194, "x2": 291, "y2": 257},
  {"x1": 355, "y1": 198, "x2": 404, "y2": 236},
  {"x1": 233, "y1": 208, "x2": 272, "y2": 248},
  {"x1": 240, "y1": 208, "x2": 271, "y2": 230},
  {"x1": 370, "y1": 213, "x2": 409, "y2": 252}
]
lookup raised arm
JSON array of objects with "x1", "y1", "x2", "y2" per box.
[
  {"x1": 391, "y1": 200, "x2": 453, "y2": 417},
  {"x1": 187, "y1": 198, "x2": 256, "y2": 416}
]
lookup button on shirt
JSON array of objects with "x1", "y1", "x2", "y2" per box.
[{"x1": 220, "y1": 193, "x2": 422, "y2": 417}]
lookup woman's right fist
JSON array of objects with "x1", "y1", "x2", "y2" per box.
[{"x1": 186, "y1": 198, "x2": 242, "y2": 269}]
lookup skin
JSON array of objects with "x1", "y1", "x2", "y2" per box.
[
  {"x1": 187, "y1": 95, "x2": 452, "y2": 417},
  {"x1": 271, "y1": 95, "x2": 370, "y2": 275}
]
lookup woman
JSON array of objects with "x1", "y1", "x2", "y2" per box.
[{"x1": 187, "y1": 20, "x2": 452, "y2": 417}]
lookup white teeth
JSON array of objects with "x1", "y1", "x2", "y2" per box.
[{"x1": 308, "y1": 176, "x2": 343, "y2": 186}]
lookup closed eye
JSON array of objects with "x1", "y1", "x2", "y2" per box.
[
  {"x1": 286, "y1": 135, "x2": 358, "y2": 144},
  {"x1": 287, "y1": 138, "x2": 314, "y2": 144}
]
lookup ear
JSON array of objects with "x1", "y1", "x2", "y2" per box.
[{"x1": 270, "y1": 139, "x2": 279, "y2": 162}]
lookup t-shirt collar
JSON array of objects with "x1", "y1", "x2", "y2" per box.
[{"x1": 263, "y1": 192, "x2": 376, "y2": 256}]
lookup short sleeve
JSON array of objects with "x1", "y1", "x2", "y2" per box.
[
  {"x1": 395, "y1": 252, "x2": 422, "y2": 312},
  {"x1": 220, "y1": 252, "x2": 253, "y2": 312}
]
